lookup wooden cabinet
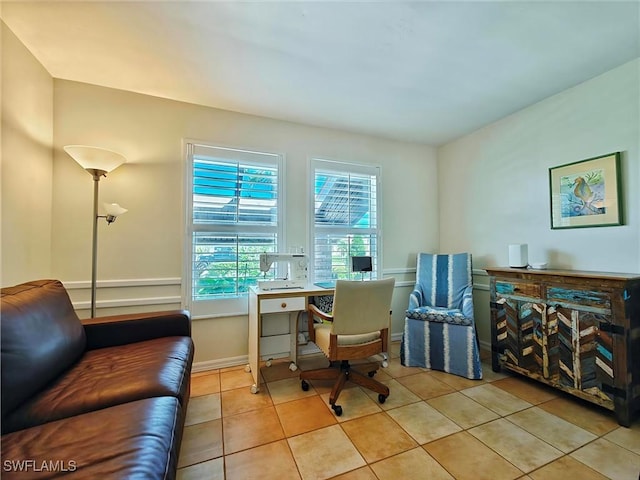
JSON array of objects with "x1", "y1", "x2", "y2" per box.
[{"x1": 486, "y1": 267, "x2": 640, "y2": 427}]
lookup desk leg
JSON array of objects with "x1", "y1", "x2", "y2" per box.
[
  {"x1": 288, "y1": 311, "x2": 299, "y2": 372},
  {"x1": 248, "y1": 292, "x2": 260, "y2": 393}
]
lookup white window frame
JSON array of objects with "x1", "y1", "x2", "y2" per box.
[
  {"x1": 309, "y1": 157, "x2": 383, "y2": 283},
  {"x1": 183, "y1": 141, "x2": 285, "y2": 318}
]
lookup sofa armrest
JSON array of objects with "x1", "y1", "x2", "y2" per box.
[{"x1": 82, "y1": 310, "x2": 191, "y2": 350}]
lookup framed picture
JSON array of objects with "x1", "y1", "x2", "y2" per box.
[{"x1": 549, "y1": 152, "x2": 622, "y2": 229}]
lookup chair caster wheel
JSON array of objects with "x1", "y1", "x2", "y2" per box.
[
  {"x1": 244, "y1": 364, "x2": 251, "y2": 373},
  {"x1": 332, "y1": 404, "x2": 343, "y2": 416},
  {"x1": 381, "y1": 354, "x2": 389, "y2": 368},
  {"x1": 378, "y1": 394, "x2": 387, "y2": 404},
  {"x1": 368, "y1": 371, "x2": 376, "y2": 378},
  {"x1": 265, "y1": 358, "x2": 273, "y2": 367},
  {"x1": 250, "y1": 384, "x2": 259, "y2": 394},
  {"x1": 301, "y1": 380, "x2": 310, "y2": 391},
  {"x1": 289, "y1": 362, "x2": 298, "y2": 372}
]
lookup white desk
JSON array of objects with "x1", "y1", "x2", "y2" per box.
[{"x1": 247, "y1": 284, "x2": 333, "y2": 393}]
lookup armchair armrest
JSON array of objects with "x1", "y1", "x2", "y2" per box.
[
  {"x1": 82, "y1": 310, "x2": 191, "y2": 350},
  {"x1": 408, "y1": 285, "x2": 424, "y2": 310},
  {"x1": 461, "y1": 285, "x2": 474, "y2": 320}
]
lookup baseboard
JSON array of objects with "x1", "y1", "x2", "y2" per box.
[
  {"x1": 192, "y1": 336, "x2": 492, "y2": 374},
  {"x1": 191, "y1": 344, "x2": 324, "y2": 373},
  {"x1": 192, "y1": 355, "x2": 248, "y2": 372}
]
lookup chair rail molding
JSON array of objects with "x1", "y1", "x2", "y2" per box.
[
  {"x1": 61, "y1": 269, "x2": 487, "y2": 314},
  {"x1": 63, "y1": 277, "x2": 182, "y2": 289},
  {"x1": 63, "y1": 277, "x2": 182, "y2": 312}
]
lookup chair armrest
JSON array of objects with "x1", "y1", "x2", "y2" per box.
[
  {"x1": 461, "y1": 285, "x2": 474, "y2": 319},
  {"x1": 308, "y1": 304, "x2": 333, "y2": 322},
  {"x1": 82, "y1": 310, "x2": 191, "y2": 350},
  {"x1": 408, "y1": 285, "x2": 424, "y2": 310},
  {"x1": 307, "y1": 304, "x2": 333, "y2": 343}
]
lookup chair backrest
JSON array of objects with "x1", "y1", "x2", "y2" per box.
[
  {"x1": 330, "y1": 278, "x2": 395, "y2": 335},
  {"x1": 416, "y1": 253, "x2": 472, "y2": 309}
]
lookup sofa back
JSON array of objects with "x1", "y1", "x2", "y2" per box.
[{"x1": 1, "y1": 280, "x2": 86, "y2": 420}]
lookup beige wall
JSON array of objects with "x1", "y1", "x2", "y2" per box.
[
  {"x1": 438, "y1": 59, "x2": 640, "y2": 346},
  {"x1": 52, "y1": 79, "x2": 438, "y2": 365},
  {"x1": 8, "y1": 20, "x2": 637, "y2": 366},
  {"x1": 1, "y1": 21, "x2": 53, "y2": 286}
]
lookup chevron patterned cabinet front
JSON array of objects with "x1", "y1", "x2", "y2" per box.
[{"x1": 486, "y1": 267, "x2": 640, "y2": 428}]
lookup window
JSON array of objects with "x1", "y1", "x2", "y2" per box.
[
  {"x1": 311, "y1": 159, "x2": 381, "y2": 282},
  {"x1": 185, "y1": 143, "x2": 283, "y2": 316}
]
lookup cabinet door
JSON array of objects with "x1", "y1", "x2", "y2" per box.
[
  {"x1": 496, "y1": 297, "x2": 545, "y2": 375},
  {"x1": 547, "y1": 287, "x2": 614, "y2": 404},
  {"x1": 493, "y1": 280, "x2": 544, "y2": 375}
]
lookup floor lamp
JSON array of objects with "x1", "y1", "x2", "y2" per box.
[{"x1": 64, "y1": 145, "x2": 127, "y2": 317}]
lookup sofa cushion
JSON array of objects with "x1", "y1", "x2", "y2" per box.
[
  {"x1": 2, "y1": 336, "x2": 193, "y2": 433},
  {"x1": 1, "y1": 396, "x2": 183, "y2": 479},
  {"x1": 1, "y1": 280, "x2": 86, "y2": 422}
]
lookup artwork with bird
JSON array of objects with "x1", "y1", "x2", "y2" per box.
[{"x1": 560, "y1": 169, "x2": 606, "y2": 217}]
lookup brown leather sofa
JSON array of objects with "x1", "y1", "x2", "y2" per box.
[{"x1": 1, "y1": 280, "x2": 194, "y2": 479}]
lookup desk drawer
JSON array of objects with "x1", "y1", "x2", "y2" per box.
[{"x1": 260, "y1": 296, "x2": 305, "y2": 313}]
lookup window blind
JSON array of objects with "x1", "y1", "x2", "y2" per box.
[
  {"x1": 186, "y1": 144, "x2": 282, "y2": 307},
  {"x1": 312, "y1": 159, "x2": 380, "y2": 282}
]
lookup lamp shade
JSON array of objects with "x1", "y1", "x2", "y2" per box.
[
  {"x1": 103, "y1": 203, "x2": 128, "y2": 217},
  {"x1": 64, "y1": 145, "x2": 126, "y2": 173}
]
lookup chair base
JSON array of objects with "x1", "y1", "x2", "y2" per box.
[
  {"x1": 401, "y1": 317, "x2": 483, "y2": 380},
  {"x1": 300, "y1": 360, "x2": 389, "y2": 416}
]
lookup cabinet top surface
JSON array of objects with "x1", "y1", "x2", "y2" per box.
[{"x1": 485, "y1": 267, "x2": 640, "y2": 282}]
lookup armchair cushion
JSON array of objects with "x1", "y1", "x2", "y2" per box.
[{"x1": 405, "y1": 306, "x2": 473, "y2": 326}]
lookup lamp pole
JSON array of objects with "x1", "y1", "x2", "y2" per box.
[{"x1": 89, "y1": 169, "x2": 106, "y2": 318}]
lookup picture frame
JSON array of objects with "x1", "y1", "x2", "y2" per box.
[{"x1": 549, "y1": 152, "x2": 622, "y2": 229}]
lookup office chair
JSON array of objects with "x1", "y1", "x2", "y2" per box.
[
  {"x1": 300, "y1": 278, "x2": 395, "y2": 416},
  {"x1": 401, "y1": 253, "x2": 482, "y2": 379}
]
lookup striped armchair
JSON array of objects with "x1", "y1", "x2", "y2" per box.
[{"x1": 401, "y1": 253, "x2": 482, "y2": 379}]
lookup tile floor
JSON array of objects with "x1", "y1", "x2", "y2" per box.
[{"x1": 177, "y1": 344, "x2": 640, "y2": 480}]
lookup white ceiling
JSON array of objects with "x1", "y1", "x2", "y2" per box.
[{"x1": 2, "y1": 1, "x2": 639, "y2": 145}]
